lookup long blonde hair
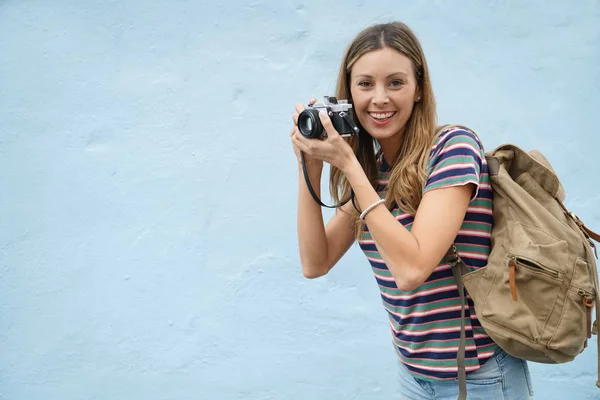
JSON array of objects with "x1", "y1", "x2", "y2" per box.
[{"x1": 329, "y1": 22, "x2": 437, "y2": 237}]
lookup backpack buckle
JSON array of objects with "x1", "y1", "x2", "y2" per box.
[
  {"x1": 570, "y1": 211, "x2": 586, "y2": 230},
  {"x1": 446, "y1": 244, "x2": 461, "y2": 267},
  {"x1": 568, "y1": 211, "x2": 597, "y2": 248}
]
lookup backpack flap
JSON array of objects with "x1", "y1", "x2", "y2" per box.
[
  {"x1": 486, "y1": 144, "x2": 565, "y2": 201},
  {"x1": 528, "y1": 149, "x2": 566, "y2": 202}
]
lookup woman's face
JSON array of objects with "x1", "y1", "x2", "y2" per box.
[{"x1": 349, "y1": 47, "x2": 420, "y2": 142}]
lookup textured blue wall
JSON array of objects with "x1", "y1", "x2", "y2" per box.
[{"x1": 1, "y1": 1, "x2": 599, "y2": 399}]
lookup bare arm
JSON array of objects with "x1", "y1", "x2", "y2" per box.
[
  {"x1": 343, "y1": 157, "x2": 472, "y2": 291},
  {"x1": 296, "y1": 165, "x2": 356, "y2": 278},
  {"x1": 291, "y1": 112, "x2": 476, "y2": 291},
  {"x1": 292, "y1": 100, "x2": 356, "y2": 279}
]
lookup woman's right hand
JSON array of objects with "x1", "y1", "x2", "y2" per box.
[{"x1": 291, "y1": 98, "x2": 323, "y2": 169}]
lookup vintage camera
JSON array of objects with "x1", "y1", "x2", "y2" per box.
[{"x1": 297, "y1": 96, "x2": 360, "y2": 139}]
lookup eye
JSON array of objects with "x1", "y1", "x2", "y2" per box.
[
  {"x1": 390, "y1": 80, "x2": 404, "y2": 88},
  {"x1": 357, "y1": 81, "x2": 372, "y2": 87}
]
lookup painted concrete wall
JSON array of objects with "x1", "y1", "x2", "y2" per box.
[{"x1": 1, "y1": 1, "x2": 599, "y2": 399}]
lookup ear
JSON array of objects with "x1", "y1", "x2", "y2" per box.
[{"x1": 414, "y1": 88, "x2": 422, "y2": 103}]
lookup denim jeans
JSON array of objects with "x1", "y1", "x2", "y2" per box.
[{"x1": 396, "y1": 348, "x2": 534, "y2": 399}]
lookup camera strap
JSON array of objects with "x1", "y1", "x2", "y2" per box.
[{"x1": 300, "y1": 151, "x2": 358, "y2": 210}]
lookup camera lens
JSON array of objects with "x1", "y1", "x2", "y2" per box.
[
  {"x1": 302, "y1": 117, "x2": 313, "y2": 132},
  {"x1": 298, "y1": 109, "x2": 323, "y2": 139}
]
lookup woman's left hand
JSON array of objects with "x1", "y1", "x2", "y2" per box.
[{"x1": 291, "y1": 110, "x2": 356, "y2": 172}]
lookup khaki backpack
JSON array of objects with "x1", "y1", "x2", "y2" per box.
[{"x1": 436, "y1": 125, "x2": 600, "y2": 400}]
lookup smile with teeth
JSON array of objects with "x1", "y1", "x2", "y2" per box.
[{"x1": 368, "y1": 111, "x2": 396, "y2": 120}]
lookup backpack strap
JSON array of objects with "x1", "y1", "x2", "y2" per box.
[
  {"x1": 557, "y1": 200, "x2": 600, "y2": 388},
  {"x1": 434, "y1": 124, "x2": 482, "y2": 400},
  {"x1": 447, "y1": 245, "x2": 470, "y2": 400}
]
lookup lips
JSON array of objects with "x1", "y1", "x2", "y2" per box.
[
  {"x1": 368, "y1": 111, "x2": 396, "y2": 119},
  {"x1": 368, "y1": 111, "x2": 396, "y2": 126}
]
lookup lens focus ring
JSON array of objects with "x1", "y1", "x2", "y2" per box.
[{"x1": 298, "y1": 109, "x2": 323, "y2": 139}]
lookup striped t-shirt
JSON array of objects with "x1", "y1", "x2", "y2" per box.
[{"x1": 358, "y1": 127, "x2": 498, "y2": 381}]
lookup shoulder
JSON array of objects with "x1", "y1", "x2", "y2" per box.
[
  {"x1": 424, "y1": 125, "x2": 487, "y2": 196},
  {"x1": 431, "y1": 126, "x2": 484, "y2": 155}
]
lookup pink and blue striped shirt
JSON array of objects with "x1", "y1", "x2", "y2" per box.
[{"x1": 358, "y1": 127, "x2": 498, "y2": 380}]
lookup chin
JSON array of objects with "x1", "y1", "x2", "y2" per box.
[
  {"x1": 358, "y1": 114, "x2": 405, "y2": 141},
  {"x1": 365, "y1": 124, "x2": 403, "y2": 141}
]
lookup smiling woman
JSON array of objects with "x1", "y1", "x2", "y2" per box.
[
  {"x1": 289, "y1": 22, "x2": 534, "y2": 400},
  {"x1": 352, "y1": 56, "x2": 418, "y2": 137}
]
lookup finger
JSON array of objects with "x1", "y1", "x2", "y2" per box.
[
  {"x1": 291, "y1": 131, "x2": 310, "y2": 153},
  {"x1": 293, "y1": 103, "x2": 306, "y2": 126},
  {"x1": 294, "y1": 126, "x2": 317, "y2": 148},
  {"x1": 292, "y1": 128, "x2": 310, "y2": 146},
  {"x1": 295, "y1": 98, "x2": 317, "y2": 121},
  {"x1": 294, "y1": 98, "x2": 317, "y2": 129},
  {"x1": 318, "y1": 110, "x2": 340, "y2": 139},
  {"x1": 291, "y1": 127, "x2": 307, "y2": 145}
]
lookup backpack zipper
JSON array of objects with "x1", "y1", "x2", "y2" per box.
[
  {"x1": 577, "y1": 289, "x2": 595, "y2": 339},
  {"x1": 511, "y1": 256, "x2": 561, "y2": 279},
  {"x1": 508, "y1": 256, "x2": 561, "y2": 302}
]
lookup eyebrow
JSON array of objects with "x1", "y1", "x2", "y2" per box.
[{"x1": 354, "y1": 72, "x2": 408, "y2": 79}]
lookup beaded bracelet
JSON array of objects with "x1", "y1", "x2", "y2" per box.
[{"x1": 359, "y1": 198, "x2": 385, "y2": 220}]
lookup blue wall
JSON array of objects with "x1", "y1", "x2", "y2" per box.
[{"x1": 1, "y1": 1, "x2": 599, "y2": 399}]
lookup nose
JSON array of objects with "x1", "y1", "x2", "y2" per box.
[{"x1": 372, "y1": 86, "x2": 389, "y2": 107}]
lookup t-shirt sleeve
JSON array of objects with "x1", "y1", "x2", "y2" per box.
[{"x1": 423, "y1": 128, "x2": 484, "y2": 200}]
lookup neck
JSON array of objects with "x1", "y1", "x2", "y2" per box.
[{"x1": 378, "y1": 132, "x2": 405, "y2": 166}]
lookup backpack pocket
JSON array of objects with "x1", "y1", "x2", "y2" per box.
[
  {"x1": 479, "y1": 221, "x2": 568, "y2": 344},
  {"x1": 547, "y1": 258, "x2": 595, "y2": 357}
]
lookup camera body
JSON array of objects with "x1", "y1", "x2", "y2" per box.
[{"x1": 297, "y1": 96, "x2": 359, "y2": 139}]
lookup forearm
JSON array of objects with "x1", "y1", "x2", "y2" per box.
[
  {"x1": 297, "y1": 163, "x2": 330, "y2": 278},
  {"x1": 342, "y1": 158, "x2": 424, "y2": 290}
]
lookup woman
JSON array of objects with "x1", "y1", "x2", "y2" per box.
[{"x1": 290, "y1": 22, "x2": 534, "y2": 399}]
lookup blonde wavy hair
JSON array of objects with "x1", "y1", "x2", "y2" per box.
[{"x1": 329, "y1": 22, "x2": 437, "y2": 237}]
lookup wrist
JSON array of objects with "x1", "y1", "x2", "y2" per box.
[
  {"x1": 303, "y1": 159, "x2": 323, "y2": 168},
  {"x1": 298, "y1": 160, "x2": 323, "y2": 177},
  {"x1": 340, "y1": 154, "x2": 362, "y2": 179}
]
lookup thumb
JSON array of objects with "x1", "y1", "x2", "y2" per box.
[{"x1": 318, "y1": 110, "x2": 340, "y2": 138}]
